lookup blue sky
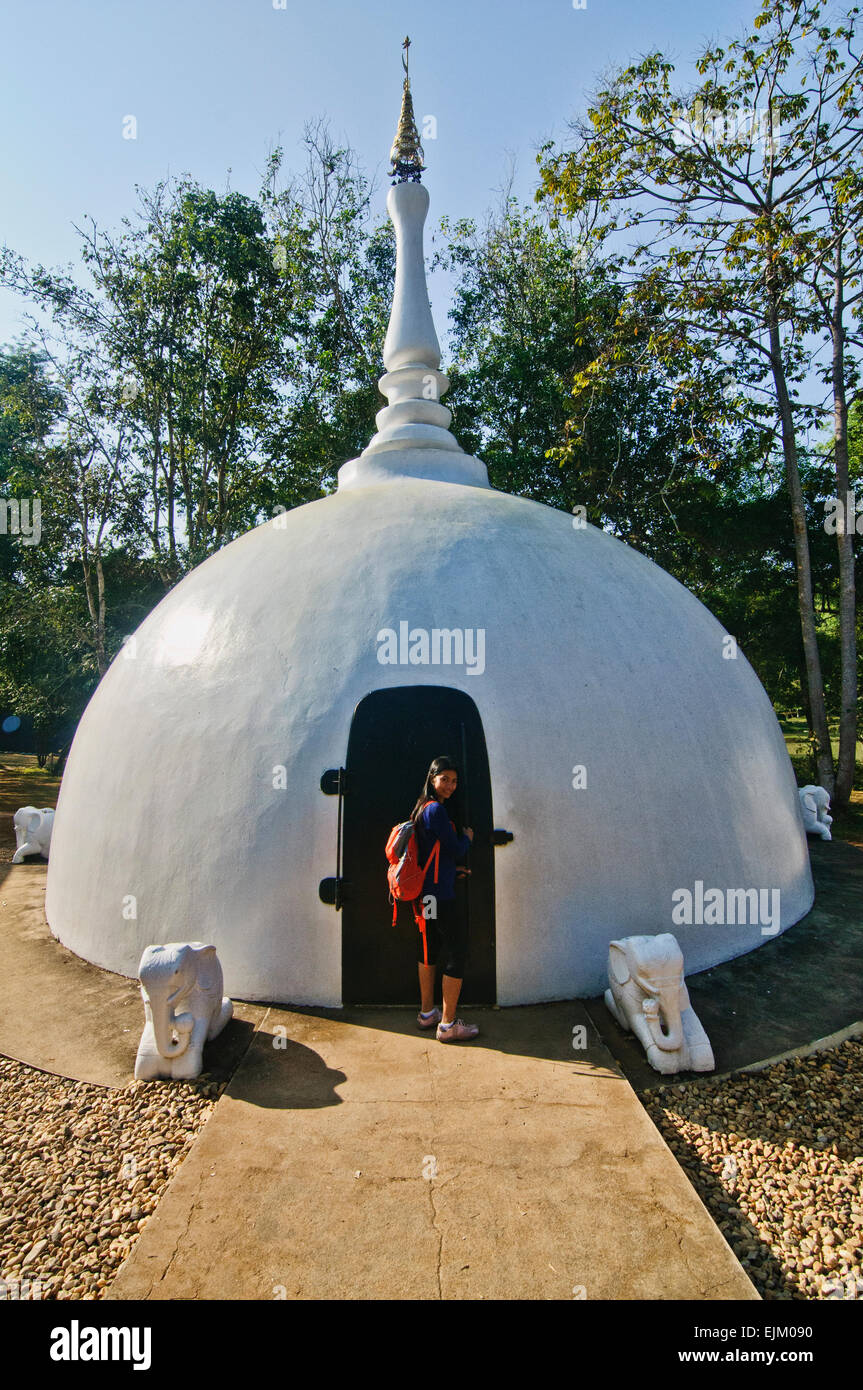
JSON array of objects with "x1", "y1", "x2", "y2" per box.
[{"x1": 1, "y1": 0, "x2": 763, "y2": 351}]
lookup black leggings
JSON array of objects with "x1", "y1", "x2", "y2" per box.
[{"x1": 415, "y1": 893, "x2": 469, "y2": 978}]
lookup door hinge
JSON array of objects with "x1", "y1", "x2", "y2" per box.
[{"x1": 320, "y1": 767, "x2": 348, "y2": 910}]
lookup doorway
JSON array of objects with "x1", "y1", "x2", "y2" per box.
[{"x1": 341, "y1": 685, "x2": 496, "y2": 1005}]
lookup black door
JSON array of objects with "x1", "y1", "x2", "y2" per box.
[{"x1": 341, "y1": 685, "x2": 496, "y2": 1005}]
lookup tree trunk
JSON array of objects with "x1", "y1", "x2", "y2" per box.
[
  {"x1": 768, "y1": 304, "x2": 834, "y2": 792},
  {"x1": 797, "y1": 648, "x2": 812, "y2": 732},
  {"x1": 830, "y1": 239, "x2": 857, "y2": 811},
  {"x1": 95, "y1": 555, "x2": 107, "y2": 676}
]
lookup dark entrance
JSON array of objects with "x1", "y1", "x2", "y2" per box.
[{"x1": 340, "y1": 686, "x2": 496, "y2": 1005}]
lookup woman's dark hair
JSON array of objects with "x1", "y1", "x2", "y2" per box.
[{"x1": 411, "y1": 755, "x2": 459, "y2": 824}]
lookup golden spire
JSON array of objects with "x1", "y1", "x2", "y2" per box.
[{"x1": 388, "y1": 35, "x2": 425, "y2": 183}]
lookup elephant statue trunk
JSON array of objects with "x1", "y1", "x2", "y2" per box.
[
  {"x1": 604, "y1": 934, "x2": 714, "y2": 1075},
  {"x1": 150, "y1": 997, "x2": 194, "y2": 1060},
  {"x1": 638, "y1": 978, "x2": 683, "y2": 1053}
]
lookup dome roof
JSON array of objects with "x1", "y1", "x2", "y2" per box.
[
  {"x1": 45, "y1": 471, "x2": 812, "y2": 1003},
  {"x1": 44, "y1": 75, "x2": 813, "y2": 1003}
]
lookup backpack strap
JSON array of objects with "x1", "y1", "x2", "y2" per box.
[
  {"x1": 410, "y1": 800, "x2": 441, "y2": 925},
  {"x1": 422, "y1": 839, "x2": 440, "y2": 883},
  {"x1": 417, "y1": 799, "x2": 441, "y2": 883}
]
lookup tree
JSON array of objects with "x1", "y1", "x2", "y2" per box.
[
  {"x1": 0, "y1": 346, "x2": 97, "y2": 751},
  {"x1": 0, "y1": 135, "x2": 398, "y2": 748},
  {"x1": 2, "y1": 180, "x2": 313, "y2": 573},
  {"x1": 260, "y1": 123, "x2": 395, "y2": 497},
  {"x1": 0, "y1": 581, "x2": 94, "y2": 764},
  {"x1": 434, "y1": 195, "x2": 768, "y2": 585},
  {"x1": 0, "y1": 344, "x2": 63, "y2": 580},
  {"x1": 800, "y1": 177, "x2": 863, "y2": 805},
  {"x1": 536, "y1": 0, "x2": 863, "y2": 798},
  {"x1": 1, "y1": 131, "x2": 397, "y2": 572}
]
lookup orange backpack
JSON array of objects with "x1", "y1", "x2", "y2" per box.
[{"x1": 385, "y1": 800, "x2": 440, "y2": 926}]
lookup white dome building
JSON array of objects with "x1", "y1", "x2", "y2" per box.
[{"x1": 45, "y1": 68, "x2": 813, "y2": 1007}]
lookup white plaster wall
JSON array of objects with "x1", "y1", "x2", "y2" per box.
[{"x1": 45, "y1": 478, "x2": 813, "y2": 1003}]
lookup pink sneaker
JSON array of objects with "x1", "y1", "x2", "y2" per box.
[
  {"x1": 417, "y1": 1007, "x2": 442, "y2": 1030},
  {"x1": 436, "y1": 1018, "x2": 479, "y2": 1042}
]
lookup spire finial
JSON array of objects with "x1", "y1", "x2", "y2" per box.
[
  {"x1": 388, "y1": 35, "x2": 425, "y2": 184},
  {"x1": 336, "y1": 44, "x2": 491, "y2": 490}
]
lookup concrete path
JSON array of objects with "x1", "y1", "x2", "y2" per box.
[{"x1": 108, "y1": 1004, "x2": 757, "y2": 1301}]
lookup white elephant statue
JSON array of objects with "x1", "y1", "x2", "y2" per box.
[
  {"x1": 799, "y1": 784, "x2": 832, "y2": 840},
  {"x1": 604, "y1": 933, "x2": 714, "y2": 1075},
  {"x1": 134, "y1": 942, "x2": 233, "y2": 1081},
  {"x1": 12, "y1": 806, "x2": 54, "y2": 862}
]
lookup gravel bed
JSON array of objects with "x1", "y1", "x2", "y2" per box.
[
  {"x1": 642, "y1": 1037, "x2": 863, "y2": 1300},
  {"x1": 0, "y1": 1057, "x2": 217, "y2": 1300},
  {"x1": 3, "y1": 1038, "x2": 861, "y2": 1301}
]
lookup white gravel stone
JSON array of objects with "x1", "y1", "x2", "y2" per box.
[{"x1": 644, "y1": 1037, "x2": 863, "y2": 1300}]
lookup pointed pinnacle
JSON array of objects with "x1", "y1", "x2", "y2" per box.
[{"x1": 389, "y1": 36, "x2": 425, "y2": 183}]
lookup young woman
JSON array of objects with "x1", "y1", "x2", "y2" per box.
[{"x1": 410, "y1": 755, "x2": 478, "y2": 1042}]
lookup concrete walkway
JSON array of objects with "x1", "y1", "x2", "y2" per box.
[
  {"x1": 107, "y1": 1004, "x2": 756, "y2": 1301},
  {"x1": 1, "y1": 864, "x2": 755, "y2": 1299},
  {"x1": 5, "y1": 842, "x2": 863, "y2": 1300}
]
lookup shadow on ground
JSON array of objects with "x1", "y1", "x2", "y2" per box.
[{"x1": 226, "y1": 1030, "x2": 348, "y2": 1109}]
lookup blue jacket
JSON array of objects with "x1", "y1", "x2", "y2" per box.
[{"x1": 416, "y1": 799, "x2": 471, "y2": 902}]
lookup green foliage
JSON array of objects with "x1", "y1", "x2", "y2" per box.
[
  {"x1": 0, "y1": 130, "x2": 397, "y2": 744},
  {"x1": 0, "y1": 344, "x2": 65, "y2": 585},
  {"x1": 534, "y1": 0, "x2": 863, "y2": 744},
  {"x1": 0, "y1": 127, "x2": 396, "y2": 576},
  {"x1": 434, "y1": 198, "x2": 774, "y2": 590},
  {"x1": 0, "y1": 581, "x2": 93, "y2": 753}
]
